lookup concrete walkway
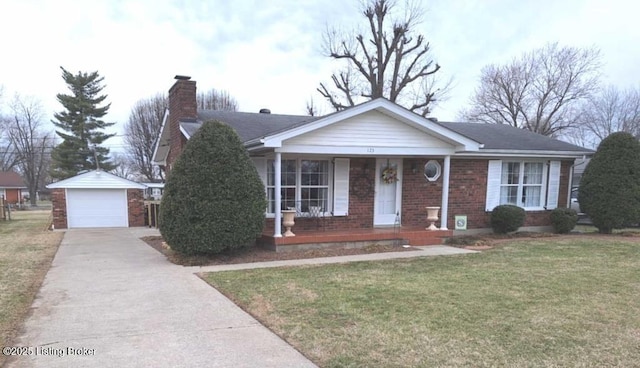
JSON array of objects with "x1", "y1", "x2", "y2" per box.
[
  {"x1": 7, "y1": 228, "x2": 476, "y2": 368},
  {"x1": 7, "y1": 228, "x2": 317, "y2": 368},
  {"x1": 187, "y1": 245, "x2": 477, "y2": 273}
]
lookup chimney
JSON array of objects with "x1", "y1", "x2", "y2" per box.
[{"x1": 167, "y1": 75, "x2": 197, "y2": 170}]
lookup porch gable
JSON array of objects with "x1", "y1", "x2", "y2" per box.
[
  {"x1": 258, "y1": 98, "x2": 481, "y2": 153},
  {"x1": 284, "y1": 110, "x2": 453, "y2": 151}
]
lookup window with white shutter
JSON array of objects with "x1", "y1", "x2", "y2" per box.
[
  {"x1": 486, "y1": 159, "x2": 560, "y2": 211},
  {"x1": 333, "y1": 158, "x2": 350, "y2": 216},
  {"x1": 546, "y1": 161, "x2": 561, "y2": 209}
]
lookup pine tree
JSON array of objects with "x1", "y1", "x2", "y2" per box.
[{"x1": 50, "y1": 67, "x2": 116, "y2": 179}]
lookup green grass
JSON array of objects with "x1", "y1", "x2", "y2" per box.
[
  {"x1": 574, "y1": 224, "x2": 640, "y2": 234},
  {"x1": 205, "y1": 237, "x2": 640, "y2": 367},
  {"x1": 0, "y1": 211, "x2": 63, "y2": 364}
]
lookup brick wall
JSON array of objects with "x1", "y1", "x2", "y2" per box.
[
  {"x1": 401, "y1": 158, "x2": 444, "y2": 228},
  {"x1": 4, "y1": 189, "x2": 21, "y2": 204},
  {"x1": 127, "y1": 189, "x2": 145, "y2": 227},
  {"x1": 445, "y1": 158, "x2": 573, "y2": 230},
  {"x1": 447, "y1": 158, "x2": 491, "y2": 229},
  {"x1": 558, "y1": 159, "x2": 571, "y2": 209},
  {"x1": 166, "y1": 77, "x2": 197, "y2": 173},
  {"x1": 263, "y1": 157, "x2": 575, "y2": 235},
  {"x1": 51, "y1": 188, "x2": 67, "y2": 229}
]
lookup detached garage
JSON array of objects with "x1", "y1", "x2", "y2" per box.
[{"x1": 47, "y1": 170, "x2": 146, "y2": 229}]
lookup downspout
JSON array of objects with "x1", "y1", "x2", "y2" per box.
[
  {"x1": 543, "y1": 160, "x2": 550, "y2": 210},
  {"x1": 567, "y1": 160, "x2": 576, "y2": 209},
  {"x1": 440, "y1": 155, "x2": 450, "y2": 230}
]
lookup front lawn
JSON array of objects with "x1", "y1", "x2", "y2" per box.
[
  {"x1": 205, "y1": 237, "x2": 640, "y2": 367},
  {"x1": 0, "y1": 210, "x2": 63, "y2": 364}
]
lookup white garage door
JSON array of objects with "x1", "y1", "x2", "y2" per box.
[{"x1": 66, "y1": 189, "x2": 128, "y2": 228}]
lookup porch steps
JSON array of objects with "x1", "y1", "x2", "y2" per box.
[{"x1": 259, "y1": 227, "x2": 452, "y2": 252}]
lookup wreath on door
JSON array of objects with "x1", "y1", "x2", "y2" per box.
[{"x1": 381, "y1": 166, "x2": 398, "y2": 184}]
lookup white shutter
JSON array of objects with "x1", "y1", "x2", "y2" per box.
[
  {"x1": 333, "y1": 158, "x2": 350, "y2": 216},
  {"x1": 546, "y1": 160, "x2": 561, "y2": 209},
  {"x1": 486, "y1": 160, "x2": 502, "y2": 211},
  {"x1": 251, "y1": 157, "x2": 267, "y2": 194}
]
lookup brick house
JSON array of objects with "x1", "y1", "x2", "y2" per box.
[
  {"x1": 153, "y1": 76, "x2": 592, "y2": 248},
  {"x1": 0, "y1": 171, "x2": 27, "y2": 204}
]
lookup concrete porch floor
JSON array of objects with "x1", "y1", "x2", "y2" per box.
[{"x1": 259, "y1": 227, "x2": 452, "y2": 252}]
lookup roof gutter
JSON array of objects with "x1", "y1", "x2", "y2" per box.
[
  {"x1": 244, "y1": 138, "x2": 266, "y2": 149},
  {"x1": 454, "y1": 149, "x2": 594, "y2": 158}
]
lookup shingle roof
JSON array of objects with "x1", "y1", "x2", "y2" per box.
[
  {"x1": 180, "y1": 109, "x2": 590, "y2": 154},
  {"x1": 435, "y1": 122, "x2": 590, "y2": 152},
  {"x1": 195, "y1": 110, "x2": 319, "y2": 142},
  {"x1": 0, "y1": 171, "x2": 26, "y2": 188}
]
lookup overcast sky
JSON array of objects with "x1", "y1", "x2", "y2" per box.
[{"x1": 1, "y1": 0, "x2": 638, "y2": 152}]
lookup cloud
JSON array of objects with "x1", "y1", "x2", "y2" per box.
[{"x1": 1, "y1": 0, "x2": 638, "y2": 146}]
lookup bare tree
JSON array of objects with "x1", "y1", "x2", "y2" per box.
[
  {"x1": 0, "y1": 128, "x2": 19, "y2": 171},
  {"x1": 110, "y1": 152, "x2": 137, "y2": 181},
  {"x1": 124, "y1": 89, "x2": 238, "y2": 183},
  {"x1": 196, "y1": 88, "x2": 238, "y2": 111},
  {"x1": 124, "y1": 94, "x2": 166, "y2": 182},
  {"x1": 0, "y1": 88, "x2": 20, "y2": 171},
  {"x1": 318, "y1": 0, "x2": 444, "y2": 116},
  {"x1": 563, "y1": 124, "x2": 596, "y2": 150},
  {"x1": 576, "y1": 85, "x2": 640, "y2": 146},
  {"x1": 464, "y1": 42, "x2": 601, "y2": 137},
  {"x1": 305, "y1": 97, "x2": 322, "y2": 116},
  {"x1": 5, "y1": 95, "x2": 54, "y2": 206}
]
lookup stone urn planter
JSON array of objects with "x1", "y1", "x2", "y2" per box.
[
  {"x1": 425, "y1": 206, "x2": 441, "y2": 231},
  {"x1": 281, "y1": 209, "x2": 297, "y2": 237}
]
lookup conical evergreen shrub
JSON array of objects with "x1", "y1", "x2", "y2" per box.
[
  {"x1": 578, "y1": 132, "x2": 640, "y2": 233},
  {"x1": 159, "y1": 121, "x2": 266, "y2": 255}
]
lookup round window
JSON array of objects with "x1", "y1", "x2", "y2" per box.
[{"x1": 424, "y1": 160, "x2": 441, "y2": 182}]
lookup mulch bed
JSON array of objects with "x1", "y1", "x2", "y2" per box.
[{"x1": 141, "y1": 236, "x2": 417, "y2": 266}]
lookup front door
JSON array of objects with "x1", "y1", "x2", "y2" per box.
[{"x1": 374, "y1": 158, "x2": 402, "y2": 226}]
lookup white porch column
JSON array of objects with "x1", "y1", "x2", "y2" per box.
[
  {"x1": 440, "y1": 155, "x2": 450, "y2": 230},
  {"x1": 273, "y1": 152, "x2": 282, "y2": 237}
]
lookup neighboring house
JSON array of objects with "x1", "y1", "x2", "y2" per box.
[
  {"x1": 152, "y1": 76, "x2": 593, "y2": 246},
  {"x1": 571, "y1": 158, "x2": 590, "y2": 189},
  {"x1": 0, "y1": 171, "x2": 27, "y2": 205},
  {"x1": 570, "y1": 158, "x2": 591, "y2": 216},
  {"x1": 142, "y1": 183, "x2": 164, "y2": 200}
]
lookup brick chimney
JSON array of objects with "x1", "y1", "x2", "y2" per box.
[{"x1": 167, "y1": 75, "x2": 197, "y2": 171}]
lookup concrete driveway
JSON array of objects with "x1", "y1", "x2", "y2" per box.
[{"x1": 7, "y1": 228, "x2": 316, "y2": 368}]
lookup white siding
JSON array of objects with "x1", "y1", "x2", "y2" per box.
[
  {"x1": 333, "y1": 158, "x2": 350, "y2": 216},
  {"x1": 546, "y1": 160, "x2": 561, "y2": 209},
  {"x1": 284, "y1": 111, "x2": 452, "y2": 148},
  {"x1": 251, "y1": 157, "x2": 267, "y2": 194}
]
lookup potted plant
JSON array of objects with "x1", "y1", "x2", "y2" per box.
[
  {"x1": 281, "y1": 209, "x2": 296, "y2": 236},
  {"x1": 425, "y1": 206, "x2": 440, "y2": 231}
]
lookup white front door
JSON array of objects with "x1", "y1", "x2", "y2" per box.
[{"x1": 374, "y1": 158, "x2": 402, "y2": 226}]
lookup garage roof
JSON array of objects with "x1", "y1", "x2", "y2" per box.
[{"x1": 46, "y1": 170, "x2": 146, "y2": 189}]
